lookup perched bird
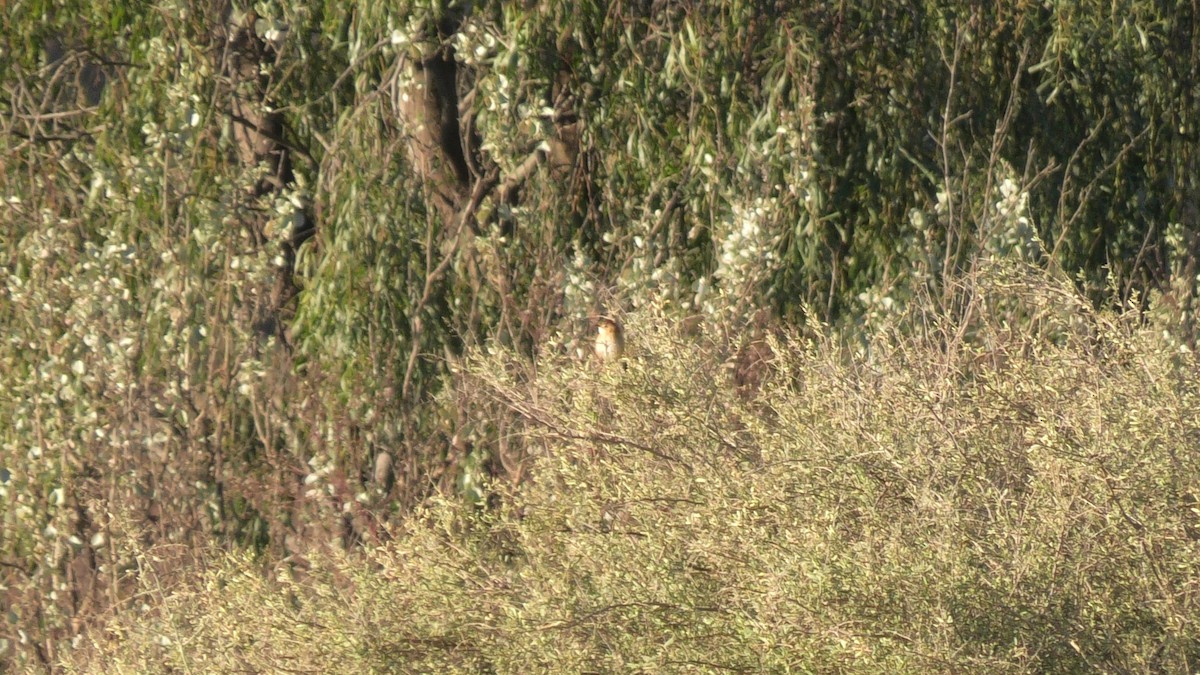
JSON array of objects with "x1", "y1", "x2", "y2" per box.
[{"x1": 594, "y1": 316, "x2": 625, "y2": 364}]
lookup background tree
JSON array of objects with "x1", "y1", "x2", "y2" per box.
[{"x1": 1, "y1": 0, "x2": 1198, "y2": 668}]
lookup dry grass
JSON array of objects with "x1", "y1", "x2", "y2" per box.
[{"x1": 72, "y1": 266, "x2": 1200, "y2": 673}]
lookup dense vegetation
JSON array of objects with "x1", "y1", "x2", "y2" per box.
[
  {"x1": 66, "y1": 277, "x2": 1200, "y2": 671},
  {"x1": 2, "y1": 0, "x2": 1198, "y2": 670}
]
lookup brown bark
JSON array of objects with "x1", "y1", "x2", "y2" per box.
[
  {"x1": 398, "y1": 47, "x2": 472, "y2": 225},
  {"x1": 218, "y1": 7, "x2": 313, "y2": 344},
  {"x1": 223, "y1": 10, "x2": 293, "y2": 196}
]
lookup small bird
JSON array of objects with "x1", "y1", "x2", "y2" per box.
[{"x1": 594, "y1": 316, "x2": 625, "y2": 364}]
